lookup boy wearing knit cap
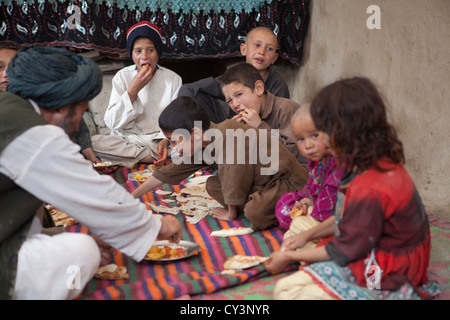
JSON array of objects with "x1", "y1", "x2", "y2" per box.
[{"x1": 91, "y1": 21, "x2": 182, "y2": 168}]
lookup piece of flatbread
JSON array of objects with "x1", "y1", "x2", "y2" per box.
[
  {"x1": 46, "y1": 205, "x2": 78, "y2": 228},
  {"x1": 147, "y1": 202, "x2": 180, "y2": 215},
  {"x1": 94, "y1": 264, "x2": 129, "y2": 280},
  {"x1": 181, "y1": 198, "x2": 223, "y2": 224},
  {"x1": 146, "y1": 174, "x2": 219, "y2": 224},
  {"x1": 155, "y1": 188, "x2": 223, "y2": 224},
  {"x1": 289, "y1": 207, "x2": 304, "y2": 218},
  {"x1": 289, "y1": 206, "x2": 313, "y2": 218},
  {"x1": 93, "y1": 161, "x2": 112, "y2": 168},
  {"x1": 222, "y1": 255, "x2": 269, "y2": 272},
  {"x1": 184, "y1": 175, "x2": 210, "y2": 188},
  {"x1": 185, "y1": 210, "x2": 209, "y2": 224},
  {"x1": 155, "y1": 190, "x2": 173, "y2": 195},
  {"x1": 160, "y1": 198, "x2": 176, "y2": 203},
  {"x1": 179, "y1": 185, "x2": 211, "y2": 198},
  {"x1": 211, "y1": 227, "x2": 254, "y2": 237},
  {"x1": 181, "y1": 198, "x2": 221, "y2": 213}
]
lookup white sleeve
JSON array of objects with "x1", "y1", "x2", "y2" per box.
[
  {"x1": 171, "y1": 74, "x2": 183, "y2": 100},
  {"x1": 150, "y1": 74, "x2": 183, "y2": 142},
  {"x1": 0, "y1": 125, "x2": 161, "y2": 261},
  {"x1": 103, "y1": 73, "x2": 143, "y2": 131}
]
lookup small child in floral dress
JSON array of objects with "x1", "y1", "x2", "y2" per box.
[{"x1": 275, "y1": 103, "x2": 344, "y2": 248}]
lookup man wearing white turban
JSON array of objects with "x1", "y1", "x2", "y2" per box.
[{"x1": 0, "y1": 46, "x2": 182, "y2": 300}]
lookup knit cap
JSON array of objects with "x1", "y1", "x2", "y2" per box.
[{"x1": 126, "y1": 21, "x2": 163, "y2": 58}]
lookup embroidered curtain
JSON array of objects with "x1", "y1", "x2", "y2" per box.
[{"x1": 0, "y1": 0, "x2": 310, "y2": 64}]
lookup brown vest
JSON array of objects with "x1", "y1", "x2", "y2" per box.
[{"x1": 0, "y1": 92, "x2": 47, "y2": 299}]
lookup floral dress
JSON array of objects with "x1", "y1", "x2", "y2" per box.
[{"x1": 275, "y1": 156, "x2": 343, "y2": 230}]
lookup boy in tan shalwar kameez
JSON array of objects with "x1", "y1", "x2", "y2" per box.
[
  {"x1": 220, "y1": 62, "x2": 307, "y2": 166},
  {"x1": 132, "y1": 96, "x2": 308, "y2": 231}
]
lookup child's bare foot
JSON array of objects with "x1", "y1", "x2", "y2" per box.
[{"x1": 211, "y1": 207, "x2": 237, "y2": 221}]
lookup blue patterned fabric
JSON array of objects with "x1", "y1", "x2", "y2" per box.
[
  {"x1": 0, "y1": 0, "x2": 310, "y2": 65},
  {"x1": 1, "y1": 0, "x2": 273, "y2": 13},
  {"x1": 303, "y1": 261, "x2": 441, "y2": 300}
]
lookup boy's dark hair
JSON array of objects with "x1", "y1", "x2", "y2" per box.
[
  {"x1": 219, "y1": 62, "x2": 264, "y2": 90},
  {"x1": 159, "y1": 96, "x2": 211, "y2": 134},
  {"x1": 310, "y1": 77, "x2": 404, "y2": 172},
  {"x1": 0, "y1": 40, "x2": 22, "y2": 51}
]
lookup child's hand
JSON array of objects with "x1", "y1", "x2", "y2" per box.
[
  {"x1": 231, "y1": 108, "x2": 247, "y2": 123},
  {"x1": 154, "y1": 139, "x2": 169, "y2": 165},
  {"x1": 127, "y1": 64, "x2": 154, "y2": 102},
  {"x1": 281, "y1": 233, "x2": 308, "y2": 251},
  {"x1": 293, "y1": 198, "x2": 311, "y2": 215},
  {"x1": 265, "y1": 251, "x2": 293, "y2": 274},
  {"x1": 135, "y1": 64, "x2": 154, "y2": 87},
  {"x1": 240, "y1": 108, "x2": 262, "y2": 128}
]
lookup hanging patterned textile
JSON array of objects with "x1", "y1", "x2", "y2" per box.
[{"x1": 0, "y1": 0, "x2": 310, "y2": 64}]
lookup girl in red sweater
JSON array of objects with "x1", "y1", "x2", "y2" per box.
[{"x1": 266, "y1": 77, "x2": 440, "y2": 300}]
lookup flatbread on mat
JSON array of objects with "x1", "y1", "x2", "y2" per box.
[
  {"x1": 94, "y1": 264, "x2": 129, "y2": 280},
  {"x1": 211, "y1": 227, "x2": 254, "y2": 237},
  {"x1": 222, "y1": 255, "x2": 269, "y2": 273}
]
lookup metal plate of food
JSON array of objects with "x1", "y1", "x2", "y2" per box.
[
  {"x1": 143, "y1": 240, "x2": 201, "y2": 262},
  {"x1": 128, "y1": 168, "x2": 154, "y2": 182}
]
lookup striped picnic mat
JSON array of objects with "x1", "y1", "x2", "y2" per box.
[{"x1": 69, "y1": 165, "x2": 292, "y2": 300}]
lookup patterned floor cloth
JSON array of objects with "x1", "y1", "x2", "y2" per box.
[
  {"x1": 69, "y1": 164, "x2": 450, "y2": 300},
  {"x1": 70, "y1": 165, "x2": 296, "y2": 300}
]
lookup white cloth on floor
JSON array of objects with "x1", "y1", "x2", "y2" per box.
[{"x1": 14, "y1": 231, "x2": 100, "y2": 300}]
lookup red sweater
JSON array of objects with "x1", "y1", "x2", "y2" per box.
[{"x1": 325, "y1": 158, "x2": 430, "y2": 292}]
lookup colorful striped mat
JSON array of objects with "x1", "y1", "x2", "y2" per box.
[
  {"x1": 69, "y1": 165, "x2": 295, "y2": 300},
  {"x1": 67, "y1": 164, "x2": 450, "y2": 300}
]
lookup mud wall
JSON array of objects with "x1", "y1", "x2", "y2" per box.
[{"x1": 276, "y1": 0, "x2": 450, "y2": 217}]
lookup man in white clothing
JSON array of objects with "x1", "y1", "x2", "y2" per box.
[
  {"x1": 0, "y1": 46, "x2": 182, "y2": 300},
  {"x1": 91, "y1": 21, "x2": 183, "y2": 168}
]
